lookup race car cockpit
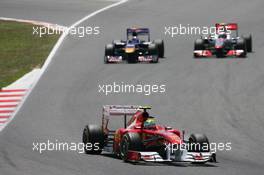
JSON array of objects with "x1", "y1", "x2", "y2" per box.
[
  {"x1": 141, "y1": 108, "x2": 156, "y2": 129},
  {"x1": 128, "y1": 31, "x2": 140, "y2": 44}
]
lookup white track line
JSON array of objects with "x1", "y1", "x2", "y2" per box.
[{"x1": 0, "y1": 0, "x2": 129, "y2": 132}]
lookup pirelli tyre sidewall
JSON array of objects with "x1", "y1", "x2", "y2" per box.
[
  {"x1": 105, "y1": 44, "x2": 115, "y2": 63},
  {"x1": 188, "y1": 133, "x2": 210, "y2": 152},
  {"x1": 236, "y1": 38, "x2": 247, "y2": 57},
  {"x1": 82, "y1": 124, "x2": 105, "y2": 154},
  {"x1": 120, "y1": 132, "x2": 143, "y2": 162},
  {"x1": 154, "y1": 39, "x2": 165, "y2": 58},
  {"x1": 149, "y1": 43, "x2": 159, "y2": 63},
  {"x1": 242, "y1": 34, "x2": 252, "y2": 52},
  {"x1": 194, "y1": 38, "x2": 205, "y2": 50}
]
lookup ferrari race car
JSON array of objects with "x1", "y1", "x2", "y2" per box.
[
  {"x1": 82, "y1": 105, "x2": 216, "y2": 164},
  {"x1": 104, "y1": 28, "x2": 164, "y2": 63},
  {"x1": 194, "y1": 23, "x2": 252, "y2": 58}
]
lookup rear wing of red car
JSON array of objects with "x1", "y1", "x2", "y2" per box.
[{"x1": 102, "y1": 105, "x2": 142, "y2": 129}]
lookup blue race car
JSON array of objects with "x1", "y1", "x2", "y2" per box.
[{"x1": 104, "y1": 28, "x2": 164, "y2": 63}]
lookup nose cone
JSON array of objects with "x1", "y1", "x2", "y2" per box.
[
  {"x1": 215, "y1": 39, "x2": 225, "y2": 49},
  {"x1": 215, "y1": 45, "x2": 223, "y2": 49}
]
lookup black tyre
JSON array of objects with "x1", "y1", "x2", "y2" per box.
[
  {"x1": 154, "y1": 39, "x2": 165, "y2": 58},
  {"x1": 149, "y1": 43, "x2": 159, "y2": 63},
  {"x1": 188, "y1": 133, "x2": 210, "y2": 152},
  {"x1": 194, "y1": 38, "x2": 205, "y2": 50},
  {"x1": 104, "y1": 44, "x2": 114, "y2": 63},
  {"x1": 112, "y1": 40, "x2": 121, "y2": 44},
  {"x1": 235, "y1": 38, "x2": 247, "y2": 57},
  {"x1": 242, "y1": 34, "x2": 252, "y2": 52},
  {"x1": 120, "y1": 133, "x2": 143, "y2": 162},
  {"x1": 82, "y1": 124, "x2": 105, "y2": 154}
]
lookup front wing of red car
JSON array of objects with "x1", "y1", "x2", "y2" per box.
[{"x1": 126, "y1": 149, "x2": 215, "y2": 163}]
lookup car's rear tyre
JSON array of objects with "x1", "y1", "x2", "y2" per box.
[
  {"x1": 194, "y1": 39, "x2": 205, "y2": 50},
  {"x1": 82, "y1": 124, "x2": 105, "y2": 154},
  {"x1": 236, "y1": 38, "x2": 247, "y2": 57},
  {"x1": 120, "y1": 133, "x2": 143, "y2": 162},
  {"x1": 154, "y1": 39, "x2": 165, "y2": 58},
  {"x1": 149, "y1": 43, "x2": 159, "y2": 63},
  {"x1": 194, "y1": 39, "x2": 205, "y2": 58},
  {"x1": 105, "y1": 44, "x2": 114, "y2": 63},
  {"x1": 242, "y1": 34, "x2": 252, "y2": 52}
]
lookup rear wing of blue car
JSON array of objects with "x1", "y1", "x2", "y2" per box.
[{"x1": 127, "y1": 28, "x2": 150, "y2": 41}]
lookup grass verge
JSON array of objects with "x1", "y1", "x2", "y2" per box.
[{"x1": 0, "y1": 20, "x2": 60, "y2": 89}]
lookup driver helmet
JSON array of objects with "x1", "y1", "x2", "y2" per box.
[
  {"x1": 218, "y1": 33, "x2": 227, "y2": 39},
  {"x1": 142, "y1": 111, "x2": 149, "y2": 119},
  {"x1": 132, "y1": 31, "x2": 138, "y2": 39}
]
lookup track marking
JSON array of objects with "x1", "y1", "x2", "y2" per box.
[
  {"x1": 0, "y1": 89, "x2": 27, "y2": 130},
  {"x1": 0, "y1": 99, "x2": 21, "y2": 103},
  {"x1": 0, "y1": 89, "x2": 27, "y2": 93},
  {"x1": 0, "y1": 94, "x2": 24, "y2": 97},
  {"x1": 0, "y1": 105, "x2": 18, "y2": 108},
  {"x1": 0, "y1": 116, "x2": 10, "y2": 119}
]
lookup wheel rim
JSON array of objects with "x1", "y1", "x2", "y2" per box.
[{"x1": 120, "y1": 138, "x2": 129, "y2": 159}]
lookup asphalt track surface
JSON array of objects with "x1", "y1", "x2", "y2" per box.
[
  {"x1": 0, "y1": 0, "x2": 113, "y2": 25},
  {"x1": 1, "y1": 0, "x2": 264, "y2": 174}
]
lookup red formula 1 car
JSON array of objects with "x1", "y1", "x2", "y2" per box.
[
  {"x1": 194, "y1": 23, "x2": 252, "y2": 58},
  {"x1": 82, "y1": 105, "x2": 216, "y2": 164}
]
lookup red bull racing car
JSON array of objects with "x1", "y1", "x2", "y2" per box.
[
  {"x1": 104, "y1": 28, "x2": 164, "y2": 63},
  {"x1": 82, "y1": 105, "x2": 216, "y2": 164},
  {"x1": 194, "y1": 23, "x2": 252, "y2": 58}
]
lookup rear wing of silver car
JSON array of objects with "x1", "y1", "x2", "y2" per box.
[
  {"x1": 215, "y1": 23, "x2": 238, "y2": 37},
  {"x1": 102, "y1": 105, "x2": 142, "y2": 129}
]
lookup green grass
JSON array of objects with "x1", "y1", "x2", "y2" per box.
[{"x1": 0, "y1": 20, "x2": 60, "y2": 89}]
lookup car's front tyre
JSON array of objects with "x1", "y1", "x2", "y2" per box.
[{"x1": 120, "y1": 133, "x2": 143, "y2": 162}]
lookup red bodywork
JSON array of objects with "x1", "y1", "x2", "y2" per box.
[
  {"x1": 97, "y1": 105, "x2": 215, "y2": 163},
  {"x1": 102, "y1": 110, "x2": 182, "y2": 154}
]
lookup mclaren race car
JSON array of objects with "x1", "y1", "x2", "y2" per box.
[
  {"x1": 194, "y1": 23, "x2": 252, "y2": 58},
  {"x1": 104, "y1": 28, "x2": 164, "y2": 63},
  {"x1": 82, "y1": 105, "x2": 216, "y2": 164}
]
